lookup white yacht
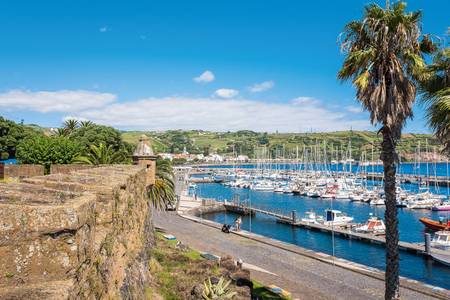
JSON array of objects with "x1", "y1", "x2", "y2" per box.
[
  {"x1": 431, "y1": 231, "x2": 450, "y2": 250},
  {"x1": 323, "y1": 209, "x2": 354, "y2": 227},
  {"x1": 354, "y1": 215, "x2": 386, "y2": 235}
]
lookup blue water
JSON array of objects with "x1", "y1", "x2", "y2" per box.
[
  {"x1": 195, "y1": 183, "x2": 450, "y2": 289},
  {"x1": 203, "y1": 162, "x2": 450, "y2": 177}
]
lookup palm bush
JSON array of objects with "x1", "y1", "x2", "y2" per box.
[
  {"x1": 147, "y1": 158, "x2": 176, "y2": 209},
  {"x1": 419, "y1": 48, "x2": 450, "y2": 154},
  {"x1": 74, "y1": 143, "x2": 127, "y2": 165}
]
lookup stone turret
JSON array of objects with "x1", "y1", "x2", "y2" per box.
[{"x1": 132, "y1": 134, "x2": 157, "y2": 185}]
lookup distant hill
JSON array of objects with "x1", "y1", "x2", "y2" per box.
[{"x1": 121, "y1": 130, "x2": 442, "y2": 161}]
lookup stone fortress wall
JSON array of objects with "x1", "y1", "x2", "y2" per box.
[
  {"x1": 0, "y1": 163, "x2": 44, "y2": 179},
  {"x1": 0, "y1": 165, "x2": 154, "y2": 299}
]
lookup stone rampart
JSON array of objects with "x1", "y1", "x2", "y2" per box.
[
  {"x1": 50, "y1": 164, "x2": 94, "y2": 175},
  {"x1": 0, "y1": 163, "x2": 44, "y2": 179},
  {"x1": 0, "y1": 165, "x2": 153, "y2": 299}
]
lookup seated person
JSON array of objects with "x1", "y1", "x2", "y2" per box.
[{"x1": 221, "y1": 224, "x2": 231, "y2": 233}]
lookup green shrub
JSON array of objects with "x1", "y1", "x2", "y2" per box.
[
  {"x1": 16, "y1": 135, "x2": 82, "y2": 173},
  {"x1": 0, "y1": 152, "x2": 9, "y2": 160}
]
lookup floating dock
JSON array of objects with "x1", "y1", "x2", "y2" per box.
[{"x1": 224, "y1": 202, "x2": 448, "y2": 258}]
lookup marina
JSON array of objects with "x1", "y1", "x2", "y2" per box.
[
  {"x1": 187, "y1": 167, "x2": 450, "y2": 290},
  {"x1": 222, "y1": 202, "x2": 447, "y2": 257}
]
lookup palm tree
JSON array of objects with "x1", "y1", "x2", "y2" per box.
[
  {"x1": 74, "y1": 143, "x2": 126, "y2": 165},
  {"x1": 419, "y1": 48, "x2": 450, "y2": 154},
  {"x1": 56, "y1": 127, "x2": 69, "y2": 137},
  {"x1": 63, "y1": 119, "x2": 79, "y2": 134},
  {"x1": 79, "y1": 120, "x2": 94, "y2": 128},
  {"x1": 338, "y1": 2, "x2": 433, "y2": 299},
  {"x1": 147, "y1": 158, "x2": 175, "y2": 210}
]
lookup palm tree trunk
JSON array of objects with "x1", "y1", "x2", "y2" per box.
[{"x1": 381, "y1": 128, "x2": 400, "y2": 300}]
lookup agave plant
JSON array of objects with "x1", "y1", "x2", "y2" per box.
[{"x1": 202, "y1": 277, "x2": 237, "y2": 300}]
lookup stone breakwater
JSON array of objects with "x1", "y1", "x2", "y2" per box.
[{"x1": 0, "y1": 165, "x2": 154, "y2": 299}]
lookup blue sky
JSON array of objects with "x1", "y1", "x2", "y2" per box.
[{"x1": 0, "y1": 0, "x2": 448, "y2": 132}]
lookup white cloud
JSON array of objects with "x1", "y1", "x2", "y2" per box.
[
  {"x1": 248, "y1": 81, "x2": 274, "y2": 93},
  {"x1": 0, "y1": 90, "x2": 116, "y2": 113},
  {"x1": 214, "y1": 88, "x2": 239, "y2": 99},
  {"x1": 346, "y1": 105, "x2": 363, "y2": 113},
  {"x1": 71, "y1": 96, "x2": 370, "y2": 132},
  {"x1": 291, "y1": 96, "x2": 318, "y2": 105},
  {"x1": 193, "y1": 70, "x2": 215, "y2": 83},
  {"x1": 99, "y1": 26, "x2": 109, "y2": 33}
]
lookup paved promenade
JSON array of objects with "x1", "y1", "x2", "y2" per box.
[{"x1": 154, "y1": 211, "x2": 449, "y2": 300}]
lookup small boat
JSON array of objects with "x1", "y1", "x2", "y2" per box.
[
  {"x1": 323, "y1": 209, "x2": 353, "y2": 227},
  {"x1": 282, "y1": 186, "x2": 293, "y2": 194},
  {"x1": 430, "y1": 231, "x2": 450, "y2": 266},
  {"x1": 431, "y1": 231, "x2": 450, "y2": 250},
  {"x1": 431, "y1": 252, "x2": 450, "y2": 267},
  {"x1": 407, "y1": 198, "x2": 440, "y2": 209},
  {"x1": 354, "y1": 215, "x2": 386, "y2": 235},
  {"x1": 432, "y1": 202, "x2": 450, "y2": 211},
  {"x1": 301, "y1": 211, "x2": 323, "y2": 224},
  {"x1": 273, "y1": 187, "x2": 284, "y2": 193},
  {"x1": 419, "y1": 217, "x2": 450, "y2": 231},
  {"x1": 370, "y1": 198, "x2": 385, "y2": 206},
  {"x1": 335, "y1": 191, "x2": 351, "y2": 200}
]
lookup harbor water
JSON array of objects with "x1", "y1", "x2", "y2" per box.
[
  {"x1": 204, "y1": 162, "x2": 450, "y2": 177},
  {"x1": 194, "y1": 182, "x2": 450, "y2": 290}
]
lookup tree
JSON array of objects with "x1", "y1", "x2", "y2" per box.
[
  {"x1": 16, "y1": 136, "x2": 82, "y2": 172},
  {"x1": 74, "y1": 143, "x2": 128, "y2": 165},
  {"x1": 147, "y1": 158, "x2": 175, "y2": 209},
  {"x1": 79, "y1": 120, "x2": 94, "y2": 128},
  {"x1": 337, "y1": 2, "x2": 433, "y2": 299},
  {"x1": 69, "y1": 123, "x2": 126, "y2": 151},
  {"x1": 63, "y1": 119, "x2": 79, "y2": 134},
  {"x1": 419, "y1": 48, "x2": 450, "y2": 154},
  {"x1": 0, "y1": 116, "x2": 38, "y2": 159}
]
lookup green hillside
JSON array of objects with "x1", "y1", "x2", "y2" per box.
[{"x1": 121, "y1": 130, "x2": 440, "y2": 161}]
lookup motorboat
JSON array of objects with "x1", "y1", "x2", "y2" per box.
[
  {"x1": 431, "y1": 252, "x2": 450, "y2": 267},
  {"x1": 335, "y1": 191, "x2": 351, "y2": 200},
  {"x1": 273, "y1": 186, "x2": 284, "y2": 193},
  {"x1": 323, "y1": 209, "x2": 353, "y2": 227},
  {"x1": 321, "y1": 187, "x2": 336, "y2": 199},
  {"x1": 419, "y1": 217, "x2": 450, "y2": 231},
  {"x1": 251, "y1": 181, "x2": 274, "y2": 191},
  {"x1": 370, "y1": 198, "x2": 385, "y2": 206},
  {"x1": 301, "y1": 211, "x2": 323, "y2": 224},
  {"x1": 407, "y1": 198, "x2": 440, "y2": 209},
  {"x1": 431, "y1": 231, "x2": 450, "y2": 250},
  {"x1": 282, "y1": 186, "x2": 293, "y2": 194},
  {"x1": 354, "y1": 215, "x2": 386, "y2": 235},
  {"x1": 432, "y1": 202, "x2": 450, "y2": 211}
]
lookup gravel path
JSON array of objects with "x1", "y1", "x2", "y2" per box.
[{"x1": 154, "y1": 211, "x2": 446, "y2": 300}]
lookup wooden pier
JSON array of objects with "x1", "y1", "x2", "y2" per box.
[{"x1": 223, "y1": 202, "x2": 448, "y2": 258}]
